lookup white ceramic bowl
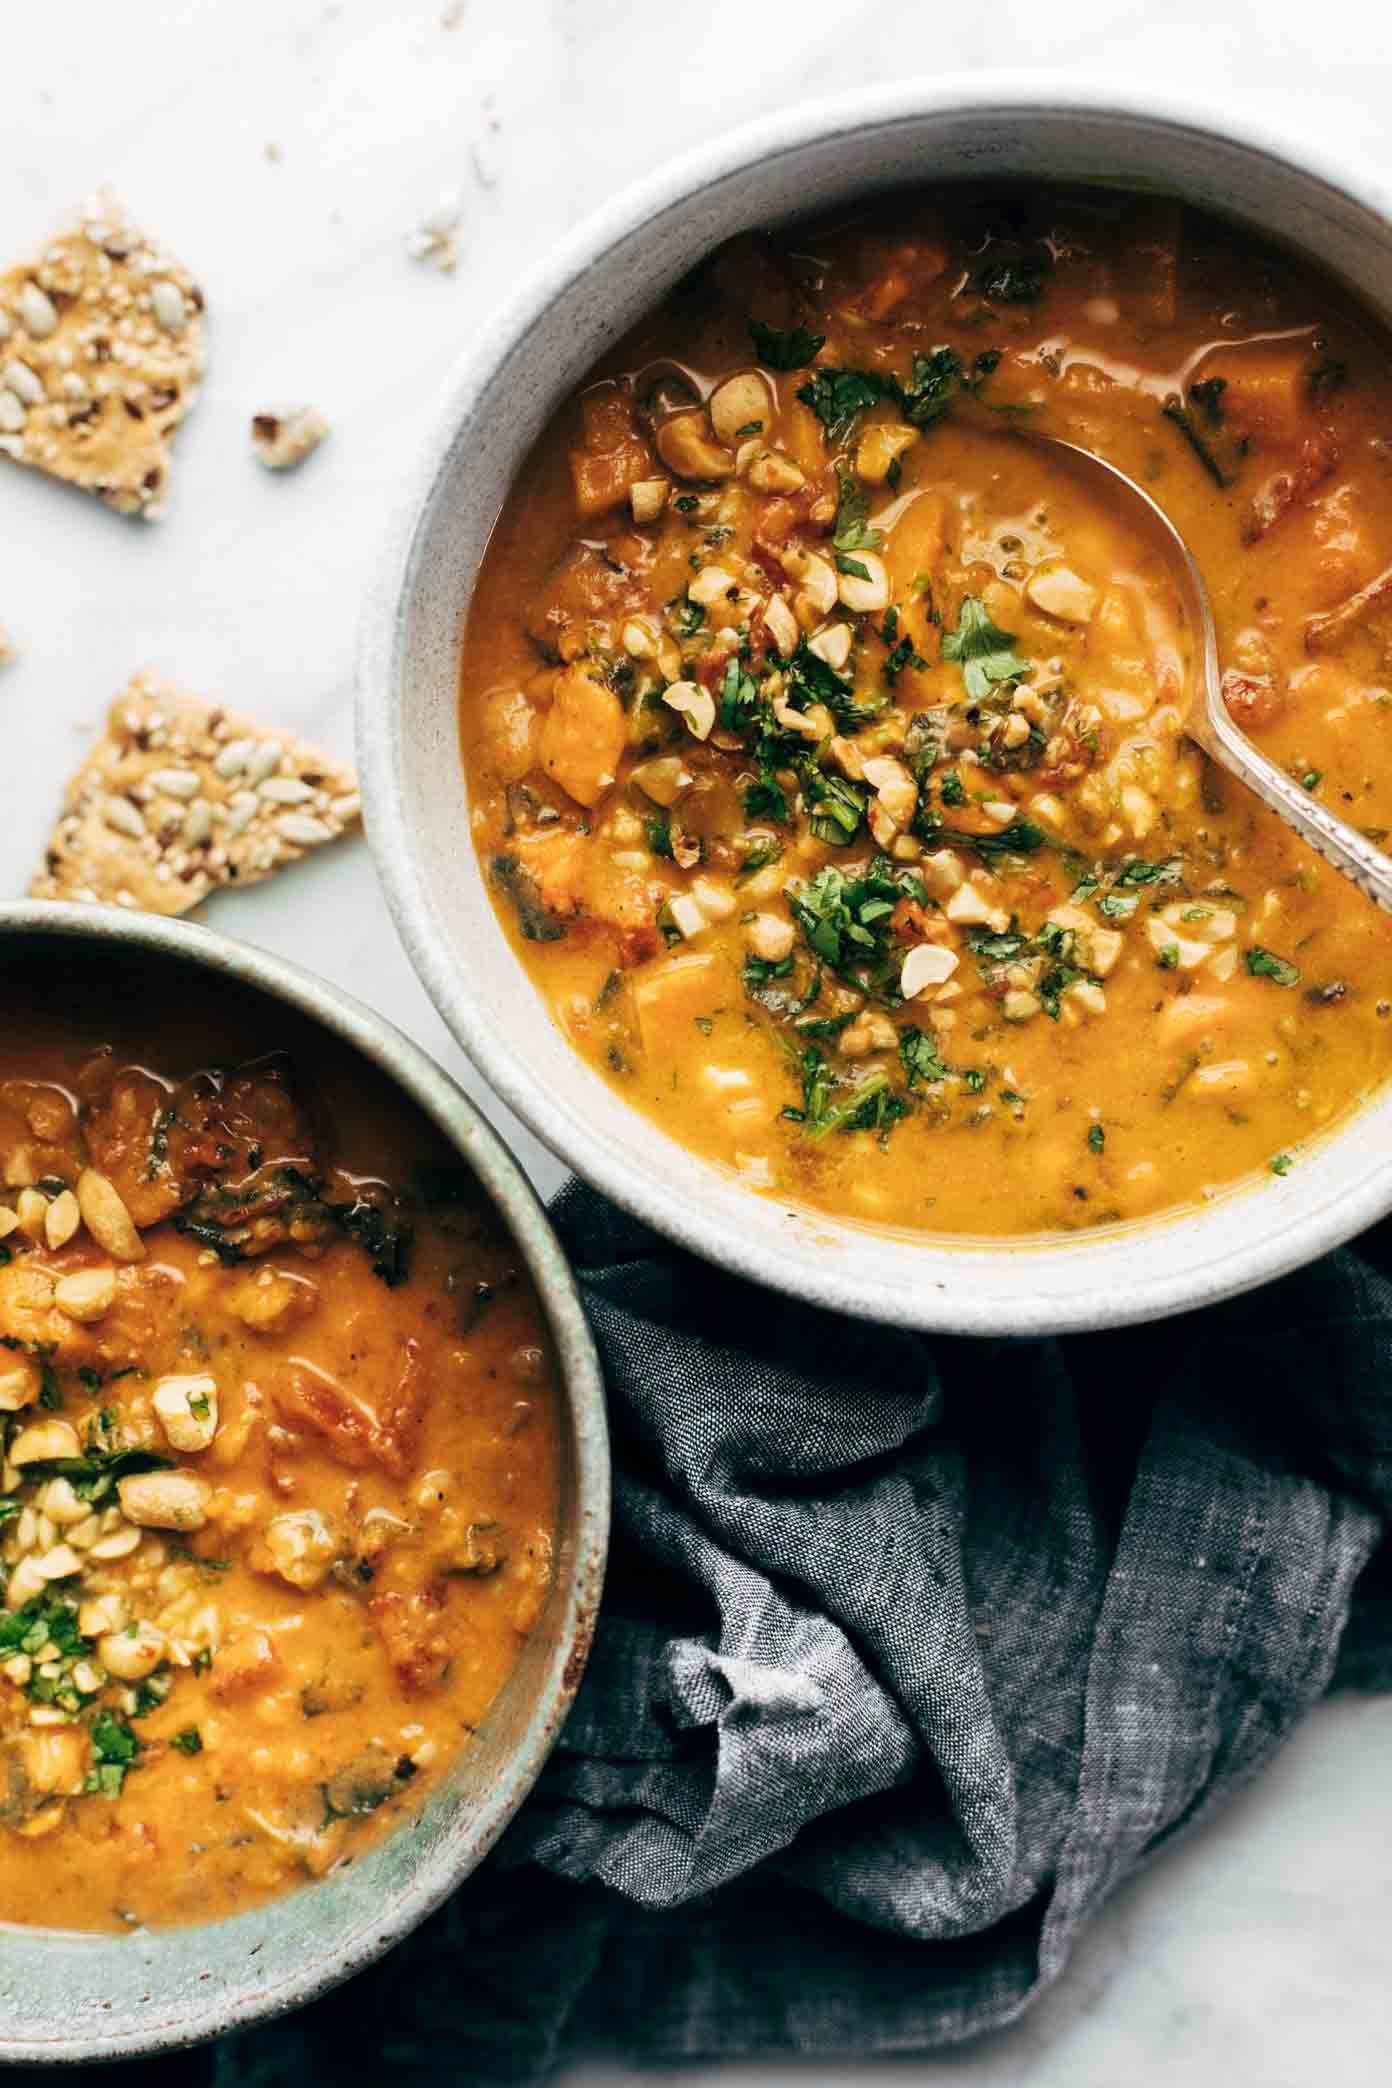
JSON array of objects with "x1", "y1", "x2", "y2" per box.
[{"x1": 359, "y1": 75, "x2": 1392, "y2": 1336}]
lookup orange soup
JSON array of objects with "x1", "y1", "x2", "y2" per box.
[
  {"x1": 0, "y1": 953, "x2": 559, "y2": 1929},
  {"x1": 460, "y1": 188, "x2": 1392, "y2": 1235}
]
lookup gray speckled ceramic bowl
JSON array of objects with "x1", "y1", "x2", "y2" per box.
[
  {"x1": 359, "y1": 76, "x2": 1392, "y2": 1336},
  {"x1": 0, "y1": 901, "x2": 608, "y2": 2063}
]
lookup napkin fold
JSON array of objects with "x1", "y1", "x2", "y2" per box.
[{"x1": 68, "y1": 1187, "x2": 1392, "y2": 2088}]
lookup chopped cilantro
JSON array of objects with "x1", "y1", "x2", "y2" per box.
[
  {"x1": 969, "y1": 820, "x2": 1046, "y2": 863},
  {"x1": 941, "y1": 596, "x2": 1029, "y2": 700},
  {"x1": 835, "y1": 553, "x2": 872, "y2": 580},
  {"x1": 898, "y1": 347, "x2": 962, "y2": 428},
  {"x1": 38, "y1": 1364, "x2": 62, "y2": 1411},
  {"x1": 802, "y1": 765, "x2": 867, "y2": 847},
  {"x1": 86, "y1": 1711, "x2": 140, "y2": 1798},
  {"x1": 735, "y1": 841, "x2": 784, "y2": 884},
  {"x1": 1116, "y1": 856, "x2": 1183, "y2": 887},
  {"x1": 1270, "y1": 1153, "x2": 1294, "y2": 1176},
  {"x1": 899, "y1": 1026, "x2": 950, "y2": 1089},
  {"x1": 645, "y1": 815, "x2": 674, "y2": 859},
  {"x1": 170, "y1": 1727, "x2": 204, "y2": 1756},
  {"x1": 743, "y1": 953, "x2": 794, "y2": 1006},
  {"x1": 939, "y1": 770, "x2": 967, "y2": 808},
  {"x1": 1087, "y1": 1124, "x2": 1105, "y2": 1154},
  {"x1": 748, "y1": 318, "x2": 826, "y2": 371},
  {"x1": 1246, "y1": 945, "x2": 1301, "y2": 987},
  {"x1": 789, "y1": 857, "x2": 921, "y2": 1003},
  {"x1": 796, "y1": 366, "x2": 893, "y2": 446},
  {"x1": 883, "y1": 634, "x2": 925, "y2": 686},
  {"x1": 832, "y1": 473, "x2": 883, "y2": 555},
  {"x1": 1301, "y1": 769, "x2": 1322, "y2": 792},
  {"x1": 1157, "y1": 943, "x2": 1180, "y2": 970},
  {"x1": 788, "y1": 643, "x2": 883, "y2": 728}
]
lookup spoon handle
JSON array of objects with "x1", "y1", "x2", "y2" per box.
[{"x1": 1195, "y1": 703, "x2": 1392, "y2": 917}]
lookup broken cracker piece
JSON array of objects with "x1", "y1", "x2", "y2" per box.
[
  {"x1": 405, "y1": 193, "x2": 461, "y2": 274},
  {"x1": 29, "y1": 671, "x2": 360, "y2": 916},
  {"x1": 251, "y1": 406, "x2": 330, "y2": 471},
  {"x1": 0, "y1": 189, "x2": 204, "y2": 520}
]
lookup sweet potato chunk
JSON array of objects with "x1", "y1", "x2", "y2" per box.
[
  {"x1": 1199, "y1": 344, "x2": 1316, "y2": 446},
  {"x1": 524, "y1": 544, "x2": 645, "y2": 659},
  {"x1": 537, "y1": 663, "x2": 625, "y2": 809}
]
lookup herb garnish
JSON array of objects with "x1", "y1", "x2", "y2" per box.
[
  {"x1": 86, "y1": 1711, "x2": 141, "y2": 1798},
  {"x1": 1246, "y1": 945, "x2": 1301, "y2": 987},
  {"x1": 748, "y1": 319, "x2": 826, "y2": 371},
  {"x1": 941, "y1": 596, "x2": 1029, "y2": 700}
]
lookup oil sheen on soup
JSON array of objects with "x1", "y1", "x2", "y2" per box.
[
  {"x1": 0, "y1": 956, "x2": 559, "y2": 1931},
  {"x1": 460, "y1": 188, "x2": 1392, "y2": 1236}
]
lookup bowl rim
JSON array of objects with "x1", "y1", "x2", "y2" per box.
[
  {"x1": 358, "y1": 71, "x2": 1392, "y2": 1336},
  {"x1": 0, "y1": 900, "x2": 609, "y2": 2061}
]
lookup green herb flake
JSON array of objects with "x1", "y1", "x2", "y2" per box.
[
  {"x1": 941, "y1": 596, "x2": 1029, "y2": 701},
  {"x1": 1157, "y1": 943, "x2": 1180, "y2": 970},
  {"x1": 796, "y1": 366, "x2": 893, "y2": 446},
  {"x1": 1269, "y1": 1152, "x2": 1294, "y2": 1177},
  {"x1": 170, "y1": 1726, "x2": 204, "y2": 1756},
  {"x1": 899, "y1": 1025, "x2": 950, "y2": 1089},
  {"x1": 898, "y1": 346, "x2": 963, "y2": 429},
  {"x1": 832, "y1": 473, "x2": 883, "y2": 555},
  {"x1": 1087, "y1": 1124, "x2": 1105, "y2": 1154},
  {"x1": 86, "y1": 1711, "x2": 141, "y2": 1798},
  {"x1": 1246, "y1": 946, "x2": 1301, "y2": 987},
  {"x1": 748, "y1": 319, "x2": 826, "y2": 371}
]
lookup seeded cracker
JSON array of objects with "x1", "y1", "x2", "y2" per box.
[
  {"x1": 0, "y1": 190, "x2": 204, "y2": 519},
  {"x1": 29, "y1": 673, "x2": 361, "y2": 916}
]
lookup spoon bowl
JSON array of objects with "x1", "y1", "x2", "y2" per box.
[{"x1": 1019, "y1": 429, "x2": 1392, "y2": 915}]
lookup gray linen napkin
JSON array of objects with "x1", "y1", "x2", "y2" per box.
[{"x1": 72, "y1": 1182, "x2": 1392, "y2": 2088}]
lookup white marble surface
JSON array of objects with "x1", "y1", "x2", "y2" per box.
[{"x1": 3, "y1": 1, "x2": 1391, "y2": 2079}]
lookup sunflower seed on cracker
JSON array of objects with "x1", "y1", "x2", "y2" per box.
[
  {"x1": 251, "y1": 405, "x2": 330, "y2": 472},
  {"x1": 0, "y1": 189, "x2": 205, "y2": 520},
  {"x1": 29, "y1": 671, "x2": 358, "y2": 917}
]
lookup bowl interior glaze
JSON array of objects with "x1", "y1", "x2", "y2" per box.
[
  {"x1": 360, "y1": 79, "x2": 1392, "y2": 1335},
  {"x1": 0, "y1": 903, "x2": 607, "y2": 2063}
]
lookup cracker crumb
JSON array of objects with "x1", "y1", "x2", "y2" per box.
[
  {"x1": 29, "y1": 671, "x2": 360, "y2": 916},
  {"x1": 251, "y1": 406, "x2": 330, "y2": 472},
  {"x1": 0, "y1": 625, "x2": 15, "y2": 669},
  {"x1": 406, "y1": 192, "x2": 462, "y2": 274},
  {"x1": 0, "y1": 189, "x2": 204, "y2": 520}
]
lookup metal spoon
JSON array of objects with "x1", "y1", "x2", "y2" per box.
[{"x1": 1021, "y1": 431, "x2": 1392, "y2": 917}]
